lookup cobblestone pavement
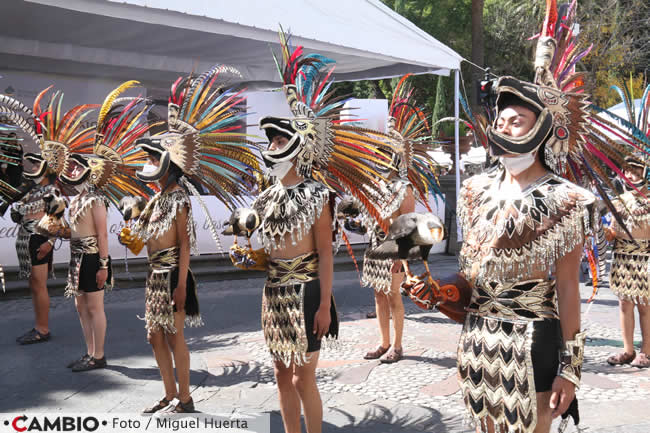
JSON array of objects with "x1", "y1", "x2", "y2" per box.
[{"x1": 1, "y1": 255, "x2": 649, "y2": 432}]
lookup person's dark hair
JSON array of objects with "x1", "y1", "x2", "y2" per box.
[
  {"x1": 45, "y1": 171, "x2": 57, "y2": 184},
  {"x1": 161, "y1": 161, "x2": 184, "y2": 192},
  {"x1": 497, "y1": 94, "x2": 541, "y2": 117}
]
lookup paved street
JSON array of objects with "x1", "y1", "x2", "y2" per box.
[{"x1": 1, "y1": 254, "x2": 649, "y2": 432}]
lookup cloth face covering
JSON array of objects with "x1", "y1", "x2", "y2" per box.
[{"x1": 499, "y1": 152, "x2": 536, "y2": 175}]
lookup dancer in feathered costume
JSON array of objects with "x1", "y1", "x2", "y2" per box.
[
  {"x1": 603, "y1": 80, "x2": 650, "y2": 369},
  {"x1": 0, "y1": 94, "x2": 63, "y2": 344},
  {"x1": 223, "y1": 29, "x2": 398, "y2": 433},
  {"x1": 419, "y1": 1, "x2": 650, "y2": 432},
  {"x1": 340, "y1": 75, "x2": 444, "y2": 363},
  {"x1": 32, "y1": 83, "x2": 158, "y2": 372},
  {"x1": 117, "y1": 66, "x2": 259, "y2": 414}
]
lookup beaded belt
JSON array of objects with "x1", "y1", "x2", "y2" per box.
[
  {"x1": 467, "y1": 279, "x2": 558, "y2": 321},
  {"x1": 266, "y1": 252, "x2": 319, "y2": 288}
]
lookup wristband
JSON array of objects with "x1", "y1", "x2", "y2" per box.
[
  {"x1": 99, "y1": 257, "x2": 110, "y2": 270},
  {"x1": 558, "y1": 331, "x2": 586, "y2": 388}
]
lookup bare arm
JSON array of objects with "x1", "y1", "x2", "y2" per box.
[
  {"x1": 397, "y1": 186, "x2": 416, "y2": 216},
  {"x1": 550, "y1": 242, "x2": 583, "y2": 417},
  {"x1": 313, "y1": 200, "x2": 333, "y2": 339},
  {"x1": 173, "y1": 205, "x2": 191, "y2": 311},
  {"x1": 92, "y1": 204, "x2": 109, "y2": 258},
  {"x1": 92, "y1": 203, "x2": 109, "y2": 288}
]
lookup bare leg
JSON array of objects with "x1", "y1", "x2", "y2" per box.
[
  {"x1": 387, "y1": 272, "x2": 405, "y2": 350},
  {"x1": 534, "y1": 391, "x2": 553, "y2": 433},
  {"x1": 30, "y1": 263, "x2": 50, "y2": 334},
  {"x1": 374, "y1": 291, "x2": 391, "y2": 349},
  {"x1": 166, "y1": 311, "x2": 191, "y2": 402},
  {"x1": 294, "y1": 351, "x2": 322, "y2": 433},
  {"x1": 149, "y1": 330, "x2": 178, "y2": 400},
  {"x1": 74, "y1": 294, "x2": 94, "y2": 356},
  {"x1": 274, "y1": 360, "x2": 301, "y2": 433},
  {"x1": 85, "y1": 290, "x2": 106, "y2": 359},
  {"x1": 638, "y1": 304, "x2": 650, "y2": 354},
  {"x1": 620, "y1": 300, "x2": 636, "y2": 355}
]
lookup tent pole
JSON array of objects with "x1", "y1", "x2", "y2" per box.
[{"x1": 454, "y1": 68, "x2": 462, "y2": 242}]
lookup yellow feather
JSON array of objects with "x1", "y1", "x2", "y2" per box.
[{"x1": 97, "y1": 80, "x2": 140, "y2": 129}]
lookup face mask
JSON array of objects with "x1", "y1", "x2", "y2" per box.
[
  {"x1": 75, "y1": 182, "x2": 89, "y2": 194},
  {"x1": 499, "y1": 152, "x2": 536, "y2": 175},
  {"x1": 141, "y1": 163, "x2": 158, "y2": 175},
  {"x1": 268, "y1": 160, "x2": 294, "y2": 180}
]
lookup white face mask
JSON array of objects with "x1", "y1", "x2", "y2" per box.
[
  {"x1": 141, "y1": 163, "x2": 158, "y2": 175},
  {"x1": 499, "y1": 152, "x2": 536, "y2": 175},
  {"x1": 269, "y1": 161, "x2": 294, "y2": 180},
  {"x1": 76, "y1": 181, "x2": 89, "y2": 194}
]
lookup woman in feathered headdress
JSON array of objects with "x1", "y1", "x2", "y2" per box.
[
  {"x1": 601, "y1": 80, "x2": 650, "y2": 369},
  {"x1": 341, "y1": 74, "x2": 444, "y2": 364},
  {"x1": 0, "y1": 92, "x2": 69, "y2": 345},
  {"x1": 223, "y1": 28, "x2": 400, "y2": 433}
]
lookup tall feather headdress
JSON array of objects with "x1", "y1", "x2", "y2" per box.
[
  {"x1": 388, "y1": 74, "x2": 443, "y2": 209},
  {"x1": 261, "y1": 28, "x2": 400, "y2": 232}
]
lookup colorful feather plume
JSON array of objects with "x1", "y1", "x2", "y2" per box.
[
  {"x1": 388, "y1": 74, "x2": 443, "y2": 209},
  {"x1": 157, "y1": 65, "x2": 262, "y2": 210},
  {"x1": 90, "y1": 81, "x2": 163, "y2": 208},
  {"x1": 270, "y1": 28, "x2": 399, "y2": 233}
]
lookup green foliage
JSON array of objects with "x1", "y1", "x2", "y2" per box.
[
  {"x1": 431, "y1": 75, "x2": 447, "y2": 137},
  {"x1": 332, "y1": 0, "x2": 649, "y2": 122}
]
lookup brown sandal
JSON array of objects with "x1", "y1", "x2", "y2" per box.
[
  {"x1": 364, "y1": 344, "x2": 390, "y2": 360},
  {"x1": 170, "y1": 398, "x2": 195, "y2": 413},
  {"x1": 631, "y1": 352, "x2": 650, "y2": 368},
  {"x1": 607, "y1": 351, "x2": 636, "y2": 366},
  {"x1": 142, "y1": 397, "x2": 172, "y2": 414},
  {"x1": 380, "y1": 347, "x2": 403, "y2": 364}
]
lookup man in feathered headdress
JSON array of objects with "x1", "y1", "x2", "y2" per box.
[
  {"x1": 441, "y1": 1, "x2": 650, "y2": 432},
  {"x1": 116, "y1": 68, "x2": 259, "y2": 414}
]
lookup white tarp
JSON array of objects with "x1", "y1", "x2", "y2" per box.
[{"x1": 0, "y1": 0, "x2": 461, "y2": 90}]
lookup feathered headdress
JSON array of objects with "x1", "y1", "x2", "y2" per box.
[
  {"x1": 260, "y1": 28, "x2": 399, "y2": 232},
  {"x1": 0, "y1": 121, "x2": 24, "y2": 208},
  {"x1": 135, "y1": 65, "x2": 261, "y2": 210},
  {"x1": 29, "y1": 87, "x2": 99, "y2": 185},
  {"x1": 85, "y1": 81, "x2": 162, "y2": 207},
  {"x1": 527, "y1": 0, "x2": 649, "y2": 294},
  {"x1": 388, "y1": 74, "x2": 443, "y2": 208}
]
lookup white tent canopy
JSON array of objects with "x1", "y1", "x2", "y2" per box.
[{"x1": 0, "y1": 0, "x2": 462, "y2": 89}]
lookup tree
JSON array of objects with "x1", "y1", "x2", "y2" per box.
[{"x1": 470, "y1": 0, "x2": 485, "y2": 108}]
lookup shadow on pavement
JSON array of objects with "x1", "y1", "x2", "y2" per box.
[{"x1": 268, "y1": 404, "x2": 467, "y2": 432}]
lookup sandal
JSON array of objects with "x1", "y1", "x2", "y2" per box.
[
  {"x1": 607, "y1": 351, "x2": 636, "y2": 366},
  {"x1": 364, "y1": 344, "x2": 390, "y2": 360},
  {"x1": 170, "y1": 398, "x2": 195, "y2": 413},
  {"x1": 67, "y1": 354, "x2": 90, "y2": 369},
  {"x1": 631, "y1": 352, "x2": 650, "y2": 368},
  {"x1": 72, "y1": 356, "x2": 107, "y2": 372},
  {"x1": 142, "y1": 397, "x2": 172, "y2": 414},
  {"x1": 16, "y1": 328, "x2": 50, "y2": 345},
  {"x1": 380, "y1": 347, "x2": 403, "y2": 364}
]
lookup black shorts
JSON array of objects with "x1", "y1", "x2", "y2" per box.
[
  {"x1": 530, "y1": 318, "x2": 562, "y2": 392},
  {"x1": 29, "y1": 234, "x2": 52, "y2": 266},
  {"x1": 78, "y1": 253, "x2": 113, "y2": 293},
  {"x1": 302, "y1": 279, "x2": 338, "y2": 353},
  {"x1": 167, "y1": 267, "x2": 199, "y2": 318}
]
